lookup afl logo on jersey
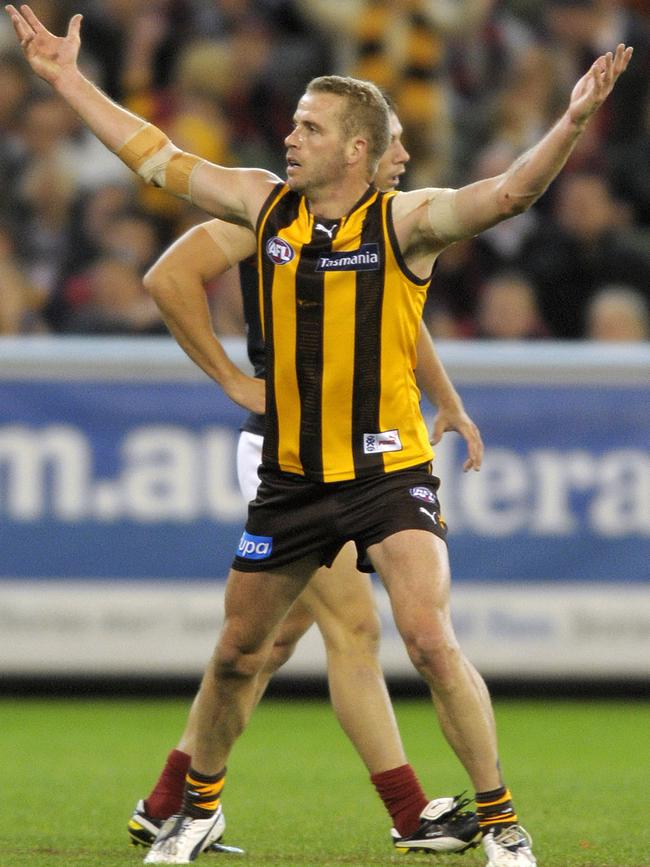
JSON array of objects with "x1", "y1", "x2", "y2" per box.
[{"x1": 266, "y1": 237, "x2": 295, "y2": 265}]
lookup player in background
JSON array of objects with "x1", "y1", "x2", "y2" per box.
[
  {"x1": 128, "y1": 107, "x2": 484, "y2": 857},
  {"x1": 6, "y1": 5, "x2": 633, "y2": 865}
]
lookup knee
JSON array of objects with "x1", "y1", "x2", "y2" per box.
[
  {"x1": 402, "y1": 623, "x2": 462, "y2": 692},
  {"x1": 263, "y1": 604, "x2": 315, "y2": 675},
  {"x1": 265, "y1": 633, "x2": 299, "y2": 674},
  {"x1": 213, "y1": 632, "x2": 267, "y2": 682},
  {"x1": 325, "y1": 610, "x2": 382, "y2": 659}
]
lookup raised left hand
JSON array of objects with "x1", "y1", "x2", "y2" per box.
[{"x1": 568, "y1": 43, "x2": 633, "y2": 129}]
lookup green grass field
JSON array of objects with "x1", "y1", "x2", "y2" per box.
[{"x1": 2, "y1": 696, "x2": 649, "y2": 867}]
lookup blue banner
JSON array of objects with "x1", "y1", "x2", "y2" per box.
[
  {"x1": 435, "y1": 384, "x2": 650, "y2": 584},
  {"x1": 1, "y1": 374, "x2": 649, "y2": 584},
  {"x1": 0, "y1": 380, "x2": 246, "y2": 579}
]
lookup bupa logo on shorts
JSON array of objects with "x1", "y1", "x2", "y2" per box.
[
  {"x1": 316, "y1": 243, "x2": 380, "y2": 272},
  {"x1": 409, "y1": 486, "x2": 438, "y2": 505},
  {"x1": 237, "y1": 531, "x2": 273, "y2": 560},
  {"x1": 266, "y1": 236, "x2": 295, "y2": 265},
  {"x1": 363, "y1": 429, "x2": 403, "y2": 454}
]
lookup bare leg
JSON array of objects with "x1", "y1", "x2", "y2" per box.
[
  {"x1": 190, "y1": 556, "x2": 318, "y2": 775},
  {"x1": 179, "y1": 543, "x2": 406, "y2": 773},
  {"x1": 149, "y1": 544, "x2": 430, "y2": 836},
  {"x1": 297, "y1": 542, "x2": 406, "y2": 773},
  {"x1": 368, "y1": 530, "x2": 501, "y2": 792},
  {"x1": 176, "y1": 596, "x2": 314, "y2": 754}
]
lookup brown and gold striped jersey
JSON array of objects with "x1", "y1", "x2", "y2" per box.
[{"x1": 257, "y1": 183, "x2": 433, "y2": 482}]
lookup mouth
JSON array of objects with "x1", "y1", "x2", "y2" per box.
[{"x1": 286, "y1": 156, "x2": 301, "y2": 173}]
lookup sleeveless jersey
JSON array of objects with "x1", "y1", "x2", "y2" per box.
[
  {"x1": 239, "y1": 256, "x2": 265, "y2": 436},
  {"x1": 257, "y1": 183, "x2": 433, "y2": 482}
]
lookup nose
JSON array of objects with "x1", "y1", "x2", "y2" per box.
[
  {"x1": 397, "y1": 142, "x2": 410, "y2": 164},
  {"x1": 285, "y1": 127, "x2": 299, "y2": 148}
]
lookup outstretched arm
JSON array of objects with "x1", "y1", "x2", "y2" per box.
[
  {"x1": 454, "y1": 44, "x2": 633, "y2": 233},
  {"x1": 415, "y1": 324, "x2": 483, "y2": 472},
  {"x1": 402, "y1": 43, "x2": 634, "y2": 249},
  {"x1": 143, "y1": 221, "x2": 264, "y2": 414},
  {"x1": 4, "y1": 4, "x2": 278, "y2": 226}
]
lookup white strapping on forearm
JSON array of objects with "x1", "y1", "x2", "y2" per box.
[
  {"x1": 114, "y1": 122, "x2": 199, "y2": 198},
  {"x1": 139, "y1": 143, "x2": 179, "y2": 186},
  {"x1": 114, "y1": 122, "x2": 152, "y2": 156}
]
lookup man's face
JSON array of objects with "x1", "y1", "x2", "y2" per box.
[
  {"x1": 284, "y1": 91, "x2": 350, "y2": 195},
  {"x1": 374, "y1": 112, "x2": 410, "y2": 192}
]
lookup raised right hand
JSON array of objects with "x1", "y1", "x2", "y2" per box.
[{"x1": 5, "y1": 4, "x2": 82, "y2": 86}]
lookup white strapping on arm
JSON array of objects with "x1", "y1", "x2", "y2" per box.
[
  {"x1": 202, "y1": 221, "x2": 257, "y2": 269},
  {"x1": 426, "y1": 187, "x2": 465, "y2": 243},
  {"x1": 114, "y1": 122, "x2": 203, "y2": 201}
]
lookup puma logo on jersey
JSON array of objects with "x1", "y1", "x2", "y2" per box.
[{"x1": 315, "y1": 222, "x2": 337, "y2": 238}]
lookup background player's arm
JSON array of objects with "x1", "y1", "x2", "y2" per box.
[
  {"x1": 415, "y1": 323, "x2": 483, "y2": 472},
  {"x1": 143, "y1": 221, "x2": 264, "y2": 414},
  {"x1": 5, "y1": 4, "x2": 278, "y2": 227},
  {"x1": 399, "y1": 43, "x2": 633, "y2": 251}
]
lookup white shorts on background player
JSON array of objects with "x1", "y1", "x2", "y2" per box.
[{"x1": 236, "y1": 430, "x2": 264, "y2": 503}]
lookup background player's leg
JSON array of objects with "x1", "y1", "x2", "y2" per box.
[
  {"x1": 297, "y1": 541, "x2": 407, "y2": 774},
  {"x1": 294, "y1": 543, "x2": 447, "y2": 841}
]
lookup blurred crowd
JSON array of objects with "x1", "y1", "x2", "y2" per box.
[{"x1": 0, "y1": 0, "x2": 649, "y2": 342}]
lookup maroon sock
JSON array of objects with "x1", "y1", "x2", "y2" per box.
[
  {"x1": 144, "y1": 749, "x2": 192, "y2": 820},
  {"x1": 370, "y1": 763, "x2": 428, "y2": 836}
]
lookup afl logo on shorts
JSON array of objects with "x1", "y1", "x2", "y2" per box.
[
  {"x1": 237, "y1": 531, "x2": 273, "y2": 560},
  {"x1": 266, "y1": 237, "x2": 294, "y2": 265},
  {"x1": 409, "y1": 486, "x2": 438, "y2": 505}
]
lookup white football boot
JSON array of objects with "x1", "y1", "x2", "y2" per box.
[
  {"x1": 483, "y1": 825, "x2": 537, "y2": 866},
  {"x1": 144, "y1": 806, "x2": 226, "y2": 863}
]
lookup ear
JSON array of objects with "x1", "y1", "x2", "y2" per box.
[{"x1": 345, "y1": 136, "x2": 368, "y2": 168}]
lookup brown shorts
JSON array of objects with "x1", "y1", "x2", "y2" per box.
[{"x1": 232, "y1": 462, "x2": 447, "y2": 573}]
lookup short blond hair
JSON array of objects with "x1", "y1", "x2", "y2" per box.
[{"x1": 306, "y1": 75, "x2": 390, "y2": 173}]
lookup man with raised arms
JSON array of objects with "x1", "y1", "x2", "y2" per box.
[
  {"x1": 6, "y1": 5, "x2": 632, "y2": 865},
  {"x1": 129, "y1": 108, "x2": 484, "y2": 859}
]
